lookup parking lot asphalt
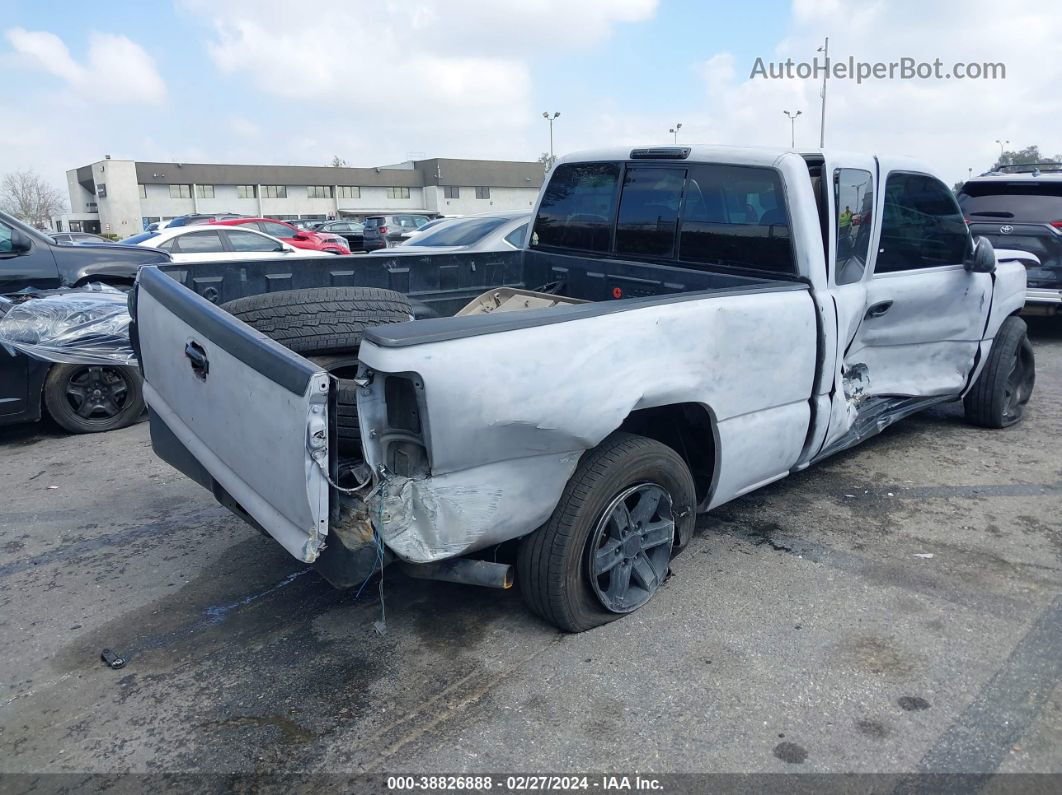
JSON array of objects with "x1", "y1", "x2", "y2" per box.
[{"x1": 0, "y1": 320, "x2": 1060, "y2": 777}]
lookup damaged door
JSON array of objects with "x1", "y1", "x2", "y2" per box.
[{"x1": 819, "y1": 159, "x2": 991, "y2": 457}]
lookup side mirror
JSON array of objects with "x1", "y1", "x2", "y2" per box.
[
  {"x1": 10, "y1": 229, "x2": 32, "y2": 254},
  {"x1": 965, "y1": 236, "x2": 996, "y2": 274}
]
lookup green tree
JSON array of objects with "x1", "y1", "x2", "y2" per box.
[{"x1": 994, "y1": 145, "x2": 1062, "y2": 171}]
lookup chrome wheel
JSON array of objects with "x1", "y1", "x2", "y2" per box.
[{"x1": 588, "y1": 483, "x2": 675, "y2": 613}]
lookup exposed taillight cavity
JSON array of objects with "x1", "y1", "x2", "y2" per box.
[
  {"x1": 1050, "y1": 220, "x2": 1062, "y2": 229},
  {"x1": 380, "y1": 225, "x2": 389, "y2": 234}
]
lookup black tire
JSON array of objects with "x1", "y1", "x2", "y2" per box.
[
  {"x1": 963, "y1": 315, "x2": 1035, "y2": 428},
  {"x1": 43, "y1": 364, "x2": 145, "y2": 434},
  {"x1": 220, "y1": 287, "x2": 412, "y2": 356},
  {"x1": 335, "y1": 383, "x2": 362, "y2": 455},
  {"x1": 517, "y1": 432, "x2": 696, "y2": 633}
]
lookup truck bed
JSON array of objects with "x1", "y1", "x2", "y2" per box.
[{"x1": 158, "y1": 248, "x2": 798, "y2": 318}]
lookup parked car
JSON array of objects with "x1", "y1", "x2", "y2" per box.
[
  {"x1": 165, "y1": 213, "x2": 247, "y2": 228},
  {"x1": 361, "y1": 214, "x2": 432, "y2": 249},
  {"x1": 122, "y1": 225, "x2": 322, "y2": 262},
  {"x1": 210, "y1": 217, "x2": 350, "y2": 254},
  {"x1": 131, "y1": 145, "x2": 1031, "y2": 632},
  {"x1": 394, "y1": 212, "x2": 528, "y2": 253},
  {"x1": 958, "y1": 164, "x2": 1062, "y2": 313},
  {"x1": 291, "y1": 219, "x2": 326, "y2": 231},
  {"x1": 1, "y1": 211, "x2": 170, "y2": 294},
  {"x1": 312, "y1": 220, "x2": 366, "y2": 252},
  {"x1": 52, "y1": 232, "x2": 112, "y2": 245}
]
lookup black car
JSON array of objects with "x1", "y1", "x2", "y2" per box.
[
  {"x1": 361, "y1": 214, "x2": 431, "y2": 250},
  {"x1": 1, "y1": 212, "x2": 169, "y2": 433},
  {"x1": 958, "y1": 165, "x2": 1062, "y2": 312},
  {"x1": 314, "y1": 220, "x2": 366, "y2": 251}
]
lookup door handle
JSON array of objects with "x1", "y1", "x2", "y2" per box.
[
  {"x1": 865, "y1": 300, "x2": 893, "y2": 319},
  {"x1": 185, "y1": 340, "x2": 209, "y2": 380}
]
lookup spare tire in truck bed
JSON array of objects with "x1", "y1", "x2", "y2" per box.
[{"x1": 220, "y1": 287, "x2": 413, "y2": 356}]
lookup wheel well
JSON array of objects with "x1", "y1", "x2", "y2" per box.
[{"x1": 617, "y1": 403, "x2": 717, "y2": 508}]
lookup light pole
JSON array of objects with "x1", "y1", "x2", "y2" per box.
[
  {"x1": 817, "y1": 36, "x2": 828, "y2": 148},
  {"x1": 783, "y1": 109, "x2": 802, "y2": 148},
  {"x1": 994, "y1": 139, "x2": 1009, "y2": 166},
  {"x1": 543, "y1": 112, "x2": 561, "y2": 159},
  {"x1": 669, "y1": 122, "x2": 682, "y2": 144}
]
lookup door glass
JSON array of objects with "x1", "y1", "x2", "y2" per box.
[
  {"x1": 834, "y1": 168, "x2": 875, "y2": 285},
  {"x1": 615, "y1": 167, "x2": 685, "y2": 257},
  {"x1": 0, "y1": 221, "x2": 12, "y2": 253},
  {"x1": 260, "y1": 222, "x2": 293, "y2": 238},
  {"x1": 877, "y1": 173, "x2": 972, "y2": 273},
  {"x1": 226, "y1": 229, "x2": 281, "y2": 252},
  {"x1": 174, "y1": 231, "x2": 225, "y2": 252}
]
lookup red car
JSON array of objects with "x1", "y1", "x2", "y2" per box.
[{"x1": 210, "y1": 217, "x2": 350, "y2": 254}]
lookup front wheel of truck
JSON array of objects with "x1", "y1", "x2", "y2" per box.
[
  {"x1": 517, "y1": 432, "x2": 696, "y2": 633},
  {"x1": 963, "y1": 315, "x2": 1035, "y2": 428}
]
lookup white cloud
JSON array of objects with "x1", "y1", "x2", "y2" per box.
[
  {"x1": 182, "y1": 0, "x2": 656, "y2": 163},
  {"x1": 5, "y1": 27, "x2": 166, "y2": 104}
]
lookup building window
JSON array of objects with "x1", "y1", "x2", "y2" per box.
[
  {"x1": 236, "y1": 185, "x2": 256, "y2": 199},
  {"x1": 307, "y1": 185, "x2": 334, "y2": 199},
  {"x1": 338, "y1": 186, "x2": 360, "y2": 199},
  {"x1": 195, "y1": 184, "x2": 215, "y2": 199},
  {"x1": 69, "y1": 221, "x2": 83, "y2": 232},
  {"x1": 96, "y1": 183, "x2": 107, "y2": 198},
  {"x1": 169, "y1": 184, "x2": 192, "y2": 199},
  {"x1": 138, "y1": 184, "x2": 147, "y2": 199},
  {"x1": 387, "y1": 187, "x2": 411, "y2": 199},
  {"x1": 261, "y1": 185, "x2": 287, "y2": 199},
  {"x1": 443, "y1": 186, "x2": 460, "y2": 199},
  {"x1": 475, "y1": 186, "x2": 491, "y2": 199}
]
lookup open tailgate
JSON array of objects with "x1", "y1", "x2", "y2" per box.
[{"x1": 133, "y1": 266, "x2": 331, "y2": 562}]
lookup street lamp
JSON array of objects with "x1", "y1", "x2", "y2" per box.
[
  {"x1": 816, "y1": 36, "x2": 828, "y2": 148},
  {"x1": 543, "y1": 112, "x2": 561, "y2": 159},
  {"x1": 783, "y1": 109, "x2": 802, "y2": 148},
  {"x1": 668, "y1": 122, "x2": 682, "y2": 144}
]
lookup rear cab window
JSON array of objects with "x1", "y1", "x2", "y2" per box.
[{"x1": 531, "y1": 160, "x2": 796, "y2": 276}]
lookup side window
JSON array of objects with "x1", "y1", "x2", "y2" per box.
[
  {"x1": 173, "y1": 231, "x2": 224, "y2": 253},
  {"x1": 615, "y1": 166, "x2": 685, "y2": 258},
  {"x1": 504, "y1": 223, "x2": 528, "y2": 248},
  {"x1": 834, "y1": 168, "x2": 875, "y2": 285},
  {"x1": 531, "y1": 162, "x2": 620, "y2": 253},
  {"x1": 679, "y1": 164, "x2": 794, "y2": 273},
  {"x1": 0, "y1": 220, "x2": 13, "y2": 253},
  {"x1": 157, "y1": 238, "x2": 178, "y2": 252},
  {"x1": 226, "y1": 229, "x2": 281, "y2": 252},
  {"x1": 877, "y1": 172, "x2": 971, "y2": 273},
  {"x1": 259, "y1": 222, "x2": 293, "y2": 238}
]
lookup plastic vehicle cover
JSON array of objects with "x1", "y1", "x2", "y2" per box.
[{"x1": 0, "y1": 285, "x2": 134, "y2": 366}]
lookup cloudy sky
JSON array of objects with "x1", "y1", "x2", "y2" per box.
[{"x1": 2, "y1": 0, "x2": 1059, "y2": 193}]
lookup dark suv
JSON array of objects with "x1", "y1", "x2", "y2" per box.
[
  {"x1": 958, "y1": 165, "x2": 1062, "y2": 313},
  {"x1": 361, "y1": 214, "x2": 431, "y2": 250}
]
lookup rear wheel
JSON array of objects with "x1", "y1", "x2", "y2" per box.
[
  {"x1": 43, "y1": 364, "x2": 145, "y2": 434},
  {"x1": 963, "y1": 316, "x2": 1035, "y2": 428},
  {"x1": 517, "y1": 432, "x2": 695, "y2": 632}
]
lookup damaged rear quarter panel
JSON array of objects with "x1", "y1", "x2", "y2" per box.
[{"x1": 355, "y1": 289, "x2": 819, "y2": 562}]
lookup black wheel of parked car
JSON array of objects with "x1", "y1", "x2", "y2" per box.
[
  {"x1": 220, "y1": 287, "x2": 413, "y2": 356},
  {"x1": 43, "y1": 364, "x2": 145, "y2": 434},
  {"x1": 963, "y1": 315, "x2": 1035, "y2": 428},
  {"x1": 517, "y1": 432, "x2": 696, "y2": 632}
]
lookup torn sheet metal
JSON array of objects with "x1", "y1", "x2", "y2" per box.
[{"x1": 0, "y1": 285, "x2": 134, "y2": 365}]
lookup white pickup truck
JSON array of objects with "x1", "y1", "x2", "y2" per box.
[{"x1": 131, "y1": 146, "x2": 1035, "y2": 632}]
